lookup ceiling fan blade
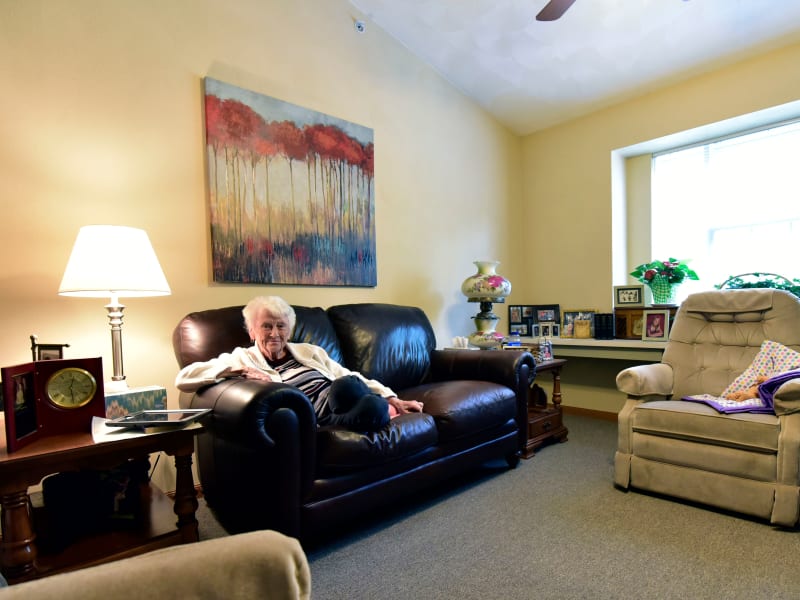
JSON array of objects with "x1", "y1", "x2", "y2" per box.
[{"x1": 536, "y1": 0, "x2": 577, "y2": 21}]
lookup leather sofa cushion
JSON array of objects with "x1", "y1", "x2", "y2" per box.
[
  {"x1": 291, "y1": 306, "x2": 344, "y2": 364},
  {"x1": 173, "y1": 304, "x2": 344, "y2": 367},
  {"x1": 403, "y1": 380, "x2": 516, "y2": 442},
  {"x1": 632, "y1": 400, "x2": 779, "y2": 452},
  {"x1": 327, "y1": 304, "x2": 435, "y2": 391},
  {"x1": 316, "y1": 413, "x2": 437, "y2": 472}
]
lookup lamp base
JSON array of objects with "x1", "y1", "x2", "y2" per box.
[
  {"x1": 467, "y1": 331, "x2": 504, "y2": 349},
  {"x1": 468, "y1": 300, "x2": 504, "y2": 349}
]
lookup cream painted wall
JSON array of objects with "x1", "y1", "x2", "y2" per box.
[
  {"x1": 520, "y1": 42, "x2": 800, "y2": 414},
  {"x1": 3, "y1": 1, "x2": 800, "y2": 435},
  {"x1": 0, "y1": 0, "x2": 521, "y2": 411}
]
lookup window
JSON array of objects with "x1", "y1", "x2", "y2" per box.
[{"x1": 650, "y1": 119, "x2": 800, "y2": 296}]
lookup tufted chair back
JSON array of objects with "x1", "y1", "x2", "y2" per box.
[{"x1": 663, "y1": 289, "x2": 800, "y2": 399}]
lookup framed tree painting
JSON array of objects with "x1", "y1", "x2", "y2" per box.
[{"x1": 203, "y1": 78, "x2": 376, "y2": 286}]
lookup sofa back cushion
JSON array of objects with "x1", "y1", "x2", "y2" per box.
[
  {"x1": 327, "y1": 303, "x2": 436, "y2": 391},
  {"x1": 664, "y1": 289, "x2": 800, "y2": 399},
  {"x1": 172, "y1": 304, "x2": 343, "y2": 367}
]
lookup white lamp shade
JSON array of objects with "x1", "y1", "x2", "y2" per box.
[{"x1": 58, "y1": 225, "x2": 171, "y2": 298}]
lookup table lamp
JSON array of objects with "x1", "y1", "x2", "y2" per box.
[
  {"x1": 461, "y1": 260, "x2": 511, "y2": 349},
  {"x1": 58, "y1": 225, "x2": 171, "y2": 391}
]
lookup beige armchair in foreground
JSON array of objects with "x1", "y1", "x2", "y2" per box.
[
  {"x1": 0, "y1": 530, "x2": 310, "y2": 600},
  {"x1": 615, "y1": 289, "x2": 800, "y2": 526}
]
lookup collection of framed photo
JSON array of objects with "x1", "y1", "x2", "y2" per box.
[
  {"x1": 508, "y1": 304, "x2": 561, "y2": 338},
  {"x1": 508, "y1": 304, "x2": 598, "y2": 339},
  {"x1": 507, "y1": 285, "x2": 673, "y2": 343},
  {"x1": 612, "y1": 284, "x2": 672, "y2": 341}
]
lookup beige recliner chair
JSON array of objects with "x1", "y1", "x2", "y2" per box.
[
  {"x1": 0, "y1": 530, "x2": 310, "y2": 599},
  {"x1": 615, "y1": 289, "x2": 800, "y2": 525}
]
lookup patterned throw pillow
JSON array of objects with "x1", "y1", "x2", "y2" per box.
[{"x1": 721, "y1": 340, "x2": 800, "y2": 398}]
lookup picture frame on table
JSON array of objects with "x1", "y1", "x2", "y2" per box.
[
  {"x1": 614, "y1": 308, "x2": 645, "y2": 339},
  {"x1": 508, "y1": 305, "x2": 535, "y2": 336},
  {"x1": 509, "y1": 322, "x2": 530, "y2": 337},
  {"x1": 36, "y1": 344, "x2": 68, "y2": 361},
  {"x1": 613, "y1": 285, "x2": 645, "y2": 308},
  {"x1": 643, "y1": 309, "x2": 670, "y2": 341},
  {"x1": 561, "y1": 310, "x2": 596, "y2": 339},
  {"x1": 532, "y1": 304, "x2": 560, "y2": 325},
  {"x1": 29, "y1": 335, "x2": 70, "y2": 361},
  {"x1": 1, "y1": 363, "x2": 39, "y2": 451}
]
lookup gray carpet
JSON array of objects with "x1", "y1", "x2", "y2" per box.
[{"x1": 196, "y1": 415, "x2": 800, "y2": 599}]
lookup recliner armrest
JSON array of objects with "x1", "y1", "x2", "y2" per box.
[
  {"x1": 774, "y1": 378, "x2": 800, "y2": 415},
  {"x1": 616, "y1": 363, "x2": 674, "y2": 397}
]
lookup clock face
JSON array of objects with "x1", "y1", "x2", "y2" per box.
[{"x1": 46, "y1": 367, "x2": 98, "y2": 409}]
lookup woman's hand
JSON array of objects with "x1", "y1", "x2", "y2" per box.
[
  {"x1": 222, "y1": 366, "x2": 274, "y2": 382},
  {"x1": 387, "y1": 396, "x2": 424, "y2": 414}
]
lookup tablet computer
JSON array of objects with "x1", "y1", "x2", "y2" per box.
[{"x1": 106, "y1": 409, "x2": 211, "y2": 428}]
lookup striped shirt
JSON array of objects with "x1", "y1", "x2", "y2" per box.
[{"x1": 269, "y1": 355, "x2": 332, "y2": 417}]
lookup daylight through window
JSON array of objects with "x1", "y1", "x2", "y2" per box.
[{"x1": 651, "y1": 119, "x2": 800, "y2": 295}]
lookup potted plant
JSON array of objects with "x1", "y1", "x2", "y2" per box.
[
  {"x1": 716, "y1": 273, "x2": 800, "y2": 298},
  {"x1": 630, "y1": 258, "x2": 699, "y2": 305}
]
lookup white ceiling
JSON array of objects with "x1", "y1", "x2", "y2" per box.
[{"x1": 349, "y1": 0, "x2": 800, "y2": 135}]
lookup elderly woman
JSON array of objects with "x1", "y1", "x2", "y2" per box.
[{"x1": 175, "y1": 295, "x2": 423, "y2": 431}]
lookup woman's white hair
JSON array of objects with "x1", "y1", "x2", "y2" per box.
[{"x1": 242, "y1": 296, "x2": 296, "y2": 334}]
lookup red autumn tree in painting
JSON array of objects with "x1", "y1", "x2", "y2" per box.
[{"x1": 203, "y1": 78, "x2": 376, "y2": 286}]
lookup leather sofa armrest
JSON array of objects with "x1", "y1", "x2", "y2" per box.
[
  {"x1": 429, "y1": 349, "x2": 535, "y2": 388},
  {"x1": 187, "y1": 378, "x2": 317, "y2": 452},
  {"x1": 616, "y1": 363, "x2": 674, "y2": 397}
]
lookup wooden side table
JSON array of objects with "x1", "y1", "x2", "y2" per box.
[
  {"x1": 523, "y1": 358, "x2": 569, "y2": 458},
  {"x1": 0, "y1": 414, "x2": 201, "y2": 583}
]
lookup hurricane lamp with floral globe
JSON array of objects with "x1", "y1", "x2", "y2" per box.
[{"x1": 461, "y1": 260, "x2": 512, "y2": 349}]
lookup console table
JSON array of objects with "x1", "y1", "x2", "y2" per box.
[
  {"x1": 0, "y1": 414, "x2": 200, "y2": 583},
  {"x1": 523, "y1": 358, "x2": 569, "y2": 458}
]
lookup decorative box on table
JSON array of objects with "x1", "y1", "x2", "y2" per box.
[{"x1": 105, "y1": 385, "x2": 167, "y2": 419}]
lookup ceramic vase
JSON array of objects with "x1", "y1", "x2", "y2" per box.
[
  {"x1": 460, "y1": 261, "x2": 512, "y2": 301},
  {"x1": 649, "y1": 275, "x2": 678, "y2": 305}
]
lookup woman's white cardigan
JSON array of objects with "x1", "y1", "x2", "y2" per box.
[{"x1": 175, "y1": 342, "x2": 396, "y2": 398}]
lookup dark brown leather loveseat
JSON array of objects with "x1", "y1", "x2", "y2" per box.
[{"x1": 172, "y1": 302, "x2": 535, "y2": 542}]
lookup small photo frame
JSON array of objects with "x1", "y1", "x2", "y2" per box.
[
  {"x1": 614, "y1": 308, "x2": 645, "y2": 339},
  {"x1": 30, "y1": 335, "x2": 70, "y2": 361},
  {"x1": 561, "y1": 310, "x2": 596, "y2": 339},
  {"x1": 509, "y1": 323, "x2": 530, "y2": 336},
  {"x1": 614, "y1": 285, "x2": 645, "y2": 308},
  {"x1": 532, "y1": 304, "x2": 561, "y2": 324},
  {"x1": 508, "y1": 305, "x2": 535, "y2": 337},
  {"x1": 539, "y1": 323, "x2": 552, "y2": 338},
  {"x1": 643, "y1": 309, "x2": 670, "y2": 341},
  {"x1": 37, "y1": 344, "x2": 68, "y2": 361},
  {"x1": 531, "y1": 323, "x2": 540, "y2": 337},
  {"x1": 2, "y1": 363, "x2": 40, "y2": 452}
]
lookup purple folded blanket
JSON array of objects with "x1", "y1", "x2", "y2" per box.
[
  {"x1": 682, "y1": 369, "x2": 800, "y2": 414},
  {"x1": 758, "y1": 369, "x2": 800, "y2": 406}
]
